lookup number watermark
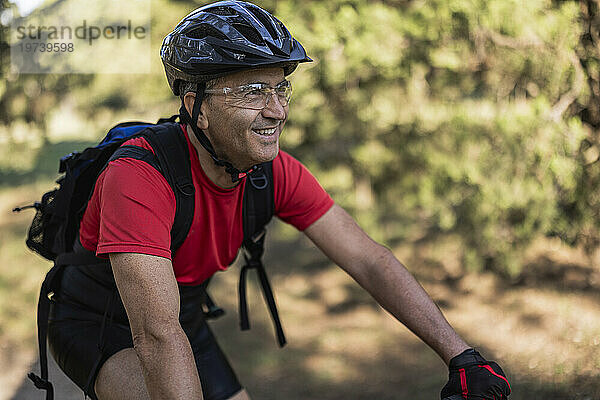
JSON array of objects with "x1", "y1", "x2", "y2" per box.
[{"x1": 17, "y1": 42, "x2": 74, "y2": 53}]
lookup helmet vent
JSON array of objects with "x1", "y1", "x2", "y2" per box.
[
  {"x1": 232, "y1": 23, "x2": 264, "y2": 46},
  {"x1": 248, "y1": 7, "x2": 279, "y2": 39},
  {"x1": 187, "y1": 25, "x2": 227, "y2": 41}
]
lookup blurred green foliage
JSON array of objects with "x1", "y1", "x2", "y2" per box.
[{"x1": 1, "y1": 0, "x2": 599, "y2": 276}]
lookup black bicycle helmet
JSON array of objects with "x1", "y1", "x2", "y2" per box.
[
  {"x1": 160, "y1": 1, "x2": 311, "y2": 182},
  {"x1": 161, "y1": 0, "x2": 312, "y2": 95}
]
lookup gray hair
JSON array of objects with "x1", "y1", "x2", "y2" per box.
[
  {"x1": 178, "y1": 81, "x2": 197, "y2": 103},
  {"x1": 178, "y1": 78, "x2": 224, "y2": 103}
]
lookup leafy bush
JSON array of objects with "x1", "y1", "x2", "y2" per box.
[{"x1": 276, "y1": 0, "x2": 595, "y2": 275}]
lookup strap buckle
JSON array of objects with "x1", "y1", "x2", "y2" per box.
[
  {"x1": 250, "y1": 229, "x2": 266, "y2": 244},
  {"x1": 248, "y1": 170, "x2": 268, "y2": 189}
]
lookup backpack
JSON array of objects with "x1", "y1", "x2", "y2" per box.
[{"x1": 15, "y1": 115, "x2": 285, "y2": 400}]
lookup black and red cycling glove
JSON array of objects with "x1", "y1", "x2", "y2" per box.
[{"x1": 440, "y1": 348, "x2": 511, "y2": 400}]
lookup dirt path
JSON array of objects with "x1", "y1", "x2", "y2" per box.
[
  {"x1": 11, "y1": 356, "x2": 81, "y2": 400},
  {"x1": 4, "y1": 228, "x2": 600, "y2": 399}
]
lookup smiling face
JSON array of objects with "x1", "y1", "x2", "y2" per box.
[{"x1": 197, "y1": 67, "x2": 289, "y2": 171}]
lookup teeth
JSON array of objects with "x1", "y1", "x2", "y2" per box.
[{"x1": 254, "y1": 127, "x2": 277, "y2": 136}]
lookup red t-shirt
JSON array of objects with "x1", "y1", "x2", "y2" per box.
[{"x1": 79, "y1": 125, "x2": 334, "y2": 285}]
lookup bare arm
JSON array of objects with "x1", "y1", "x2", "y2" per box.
[
  {"x1": 304, "y1": 204, "x2": 470, "y2": 365},
  {"x1": 109, "y1": 252, "x2": 203, "y2": 399}
]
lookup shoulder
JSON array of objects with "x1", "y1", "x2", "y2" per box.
[
  {"x1": 272, "y1": 149, "x2": 309, "y2": 180},
  {"x1": 274, "y1": 149, "x2": 302, "y2": 166},
  {"x1": 104, "y1": 135, "x2": 159, "y2": 182},
  {"x1": 101, "y1": 135, "x2": 173, "y2": 199}
]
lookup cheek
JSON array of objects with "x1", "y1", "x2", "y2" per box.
[
  {"x1": 230, "y1": 109, "x2": 259, "y2": 130},
  {"x1": 208, "y1": 106, "x2": 262, "y2": 144},
  {"x1": 222, "y1": 111, "x2": 258, "y2": 149},
  {"x1": 213, "y1": 111, "x2": 248, "y2": 138}
]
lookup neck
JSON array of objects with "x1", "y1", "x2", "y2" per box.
[{"x1": 186, "y1": 124, "x2": 240, "y2": 189}]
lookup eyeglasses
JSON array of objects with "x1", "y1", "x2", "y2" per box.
[{"x1": 204, "y1": 80, "x2": 292, "y2": 110}]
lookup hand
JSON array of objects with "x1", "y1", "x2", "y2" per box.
[{"x1": 440, "y1": 348, "x2": 511, "y2": 400}]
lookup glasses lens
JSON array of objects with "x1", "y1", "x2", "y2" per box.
[
  {"x1": 223, "y1": 84, "x2": 262, "y2": 110},
  {"x1": 275, "y1": 81, "x2": 292, "y2": 106},
  {"x1": 224, "y1": 81, "x2": 292, "y2": 110}
]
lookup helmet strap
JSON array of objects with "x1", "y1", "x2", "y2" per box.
[{"x1": 179, "y1": 83, "x2": 255, "y2": 183}]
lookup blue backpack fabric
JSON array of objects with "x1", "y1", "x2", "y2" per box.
[{"x1": 18, "y1": 115, "x2": 283, "y2": 400}]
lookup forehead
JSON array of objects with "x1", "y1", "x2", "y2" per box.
[{"x1": 219, "y1": 67, "x2": 285, "y2": 87}]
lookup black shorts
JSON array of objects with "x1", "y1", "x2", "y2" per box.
[{"x1": 48, "y1": 263, "x2": 242, "y2": 400}]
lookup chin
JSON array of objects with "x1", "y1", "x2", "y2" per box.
[
  {"x1": 265, "y1": 146, "x2": 280, "y2": 162},
  {"x1": 257, "y1": 142, "x2": 280, "y2": 163},
  {"x1": 243, "y1": 147, "x2": 279, "y2": 170}
]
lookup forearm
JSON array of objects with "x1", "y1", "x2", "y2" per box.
[
  {"x1": 134, "y1": 324, "x2": 203, "y2": 399},
  {"x1": 356, "y1": 248, "x2": 469, "y2": 365},
  {"x1": 303, "y1": 205, "x2": 470, "y2": 364}
]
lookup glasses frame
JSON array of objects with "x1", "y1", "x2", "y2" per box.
[{"x1": 203, "y1": 80, "x2": 293, "y2": 110}]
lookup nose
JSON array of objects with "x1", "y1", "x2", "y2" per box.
[{"x1": 262, "y1": 92, "x2": 286, "y2": 120}]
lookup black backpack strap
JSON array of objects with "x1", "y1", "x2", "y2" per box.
[
  {"x1": 91, "y1": 121, "x2": 194, "y2": 255},
  {"x1": 29, "y1": 241, "x2": 108, "y2": 400},
  {"x1": 27, "y1": 266, "x2": 59, "y2": 400},
  {"x1": 105, "y1": 125, "x2": 194, "y2": 253},
  {"x1": 156, "y1": 114, "x2": 179, "y2": 124},
  {"x1": 199, "y1": 277, "x2": 226, "y2": 319},
  {"x1": 238, "y1": 162, "x2": 286, "y2": 347},
  {"x1": 108, "y1": 145, "x2": 161, "y2": 170},
  {"x1": 140, "y1": 123, "x2": 195, "y2": 253},
  {"x1": 97, "y1": 122, "x2": 195, "y2": 254}
]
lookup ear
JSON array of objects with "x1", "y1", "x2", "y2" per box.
[{"x1": 183, "y1": 92, "x2": 209, "y2": 130}]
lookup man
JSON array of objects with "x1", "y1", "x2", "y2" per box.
[{"x1": 47, "y1": 1, "x2": 511, "y2": 399}]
